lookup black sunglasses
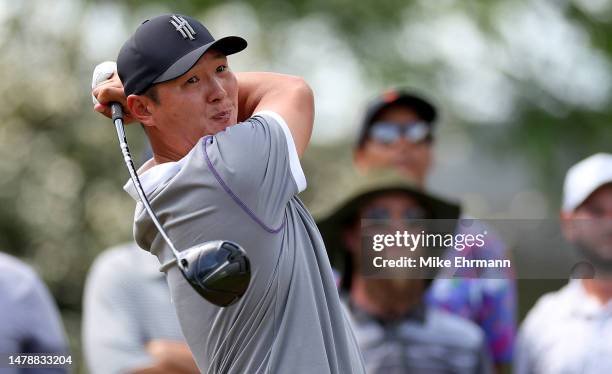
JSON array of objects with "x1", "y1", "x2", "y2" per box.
[{"x1": 368, "y1": 121, "x2": 432, "y2": 144}]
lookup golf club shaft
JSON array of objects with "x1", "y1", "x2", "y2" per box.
[{"x1": 111, "y1": 103, "x2": 182, "y2": 262}]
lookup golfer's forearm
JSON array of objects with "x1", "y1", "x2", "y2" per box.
[
  {"x1": 235, "y1": 72, "x2": 309, "y2": 119},
  {"x1": 236, "y1": 72, "x2": 314, "y2": 156}
]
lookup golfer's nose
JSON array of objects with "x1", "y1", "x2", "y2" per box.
[{"x1": 207, "y1": 77, "x2": 227, "y2": 103}]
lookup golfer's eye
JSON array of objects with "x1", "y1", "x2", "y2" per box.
[
  {"x1": 186, "y1": 76, "x2": 199, "y2": 84},
  {"x1": 216, "y1": 65, "x2": 228, "y2": 73}
]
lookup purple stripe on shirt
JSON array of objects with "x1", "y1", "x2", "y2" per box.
[{"x1": 203, "y1": 135, "x2": 285, "y2": 234}]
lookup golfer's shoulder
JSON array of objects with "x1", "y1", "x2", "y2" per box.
[
  {"x1": 250, "y1": 110, "x2": 287, "y2": 128},
  {"x1": 215, "y1": 111, "x2": 289, "y2": 148},
  {"x1": 207, "y1": 111, "x2": 297, "y2": 175}
]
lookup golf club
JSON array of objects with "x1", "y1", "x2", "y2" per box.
[{"x1": 93, "y1": 63, "x2": 251, "y2": 307}]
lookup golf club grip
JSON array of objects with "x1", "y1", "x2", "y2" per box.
[
  {"x1": 110, "y1": 102, "x2": 181, "y2": 259},
  {"x1": 111, "y1": 103, "x2": 123, "y2": 122}
]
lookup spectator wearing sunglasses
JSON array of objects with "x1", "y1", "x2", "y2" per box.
[
  {"x1": 354, "y1": 91, "x2": 435, "y2": 181},
  {"x1": 353, "y1": 89, "x2": 517, "y2": 371},
  {"x1": 317, "y1": 171, "x2": 493, "y2": 374}
]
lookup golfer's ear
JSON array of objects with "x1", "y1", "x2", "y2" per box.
[{"x1": 127, "y1": 95, "x2": 153, "y2": 126}]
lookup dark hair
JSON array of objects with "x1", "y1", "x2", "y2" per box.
[
  {"x1": 142, "y1": 84, "x2": 160, "y2": 104},
  {"x1": 138, "y1": 85, "x2": 159, "y2": 129}
]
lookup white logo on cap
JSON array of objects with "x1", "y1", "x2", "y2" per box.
[{"x1": 170, "y1": 15, "x2": 196, "y2": 40}]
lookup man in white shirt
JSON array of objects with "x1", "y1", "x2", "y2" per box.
[{"x1": 515, "y1": 153, "x2": 612, "y2": 374}]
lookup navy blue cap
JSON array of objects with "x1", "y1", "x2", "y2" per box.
[
  {"x1": 356, "y1": 89, "x2": 437, "y2": 148},
  {"x1": 118, "y1": 14, "x2": 247, "y2": 96}
]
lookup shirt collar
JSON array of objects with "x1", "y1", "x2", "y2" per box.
[{"x1": 123, "y1": 158, "x2": 185, "y2": 201}]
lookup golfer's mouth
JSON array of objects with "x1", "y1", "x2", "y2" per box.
[{"x1": 212, "y1": 110, "x2": 231, "y2": 123}]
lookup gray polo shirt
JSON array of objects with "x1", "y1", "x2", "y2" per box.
[
  {"x1": 345, "y1": 299, "x2": 493, "y2": 374},
  {"x1": 0, "y1": 252, "x2": 68, "y2": 374},
  {"x1": 82, "y1": 243, "x2": 185, "y2": 374},
  {"x1": 124, "y1": 112, "x2": 365, "y2": 374}
]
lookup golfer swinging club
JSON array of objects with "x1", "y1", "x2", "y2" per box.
[{"x1": 92, "y1": 13, "x2": 365, "y2": 374}]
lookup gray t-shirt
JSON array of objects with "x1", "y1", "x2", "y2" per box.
[
  {"x1": 0, "y1": 253, "x2": 68, "y2": 374},
  {"x1": 82, "y1": 243, "x2": 185, "y2": 374},
  {"x1": 125, "y1": 112, "x2": 365, "y2": 374}
]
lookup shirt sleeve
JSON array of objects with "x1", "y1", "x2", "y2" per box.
[
  {"x1": 202, "y1": 111, "x2": 307, "y2": 230},
  {"x1": 82, "y1": 254, "x2": 154, "y2": 374}
]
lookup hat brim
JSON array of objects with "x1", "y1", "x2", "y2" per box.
[
  {"x1": 153, "y1": 36, "x2": 247, "y2": 85},
  {"x1": 564, "y1": 179, "x2": 612, "y2": 212},
  {"x1": 320, "y1": 186, "x2": 460, "y2": 227}
]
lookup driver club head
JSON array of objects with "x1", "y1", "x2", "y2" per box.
[{"x1": 178, "y1": 240, "x2": 251, "y2": 307}]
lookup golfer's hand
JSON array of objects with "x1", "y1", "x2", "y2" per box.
[{"x1": 91, "y1": 63, "x2": 136, "y2": 123}]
